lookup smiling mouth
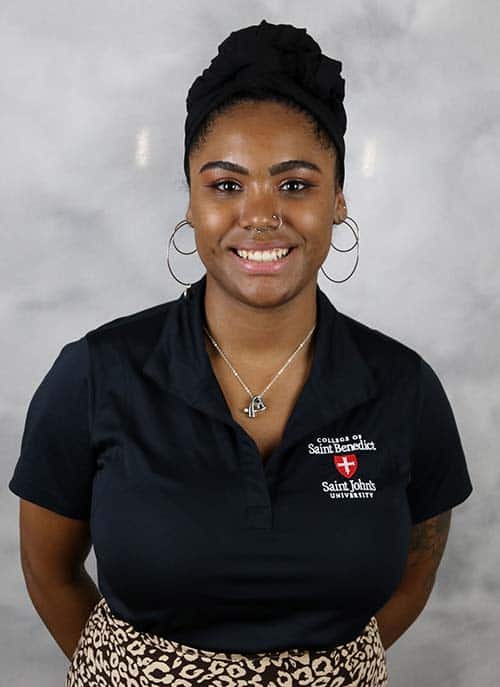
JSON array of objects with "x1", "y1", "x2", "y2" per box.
[{"x1": 230, "y1": 246, "x2": 296, "y2": 262}]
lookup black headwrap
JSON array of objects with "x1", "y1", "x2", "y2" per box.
[{"x1": 184, "y1": 19, "x2": 347, "y2": 188}]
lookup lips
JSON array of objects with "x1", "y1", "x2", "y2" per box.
[
  {"x1": 230, "y1": 246, "x2": 294, "y2": 255},
  {"x1": 228, "y1": 244, "x2": 297, "y2": 274},
  {"x1": 229, "y1": 242, "x2": 296, "y2": 251}
]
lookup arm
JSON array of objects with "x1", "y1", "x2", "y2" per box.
[
  {"x1": 375, "y1": 510, "x2": 451, "y2": 651},
  {"x1": 18, "y1": 498, "x2": 102, "y2": 661}
]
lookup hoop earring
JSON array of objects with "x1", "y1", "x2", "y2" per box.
[
  {"x1": 320, "y1": 215, "x2": 360, "y2": 284},
  {"x1": 166, "y1": 218, "x2": 198, "y2": 294}
]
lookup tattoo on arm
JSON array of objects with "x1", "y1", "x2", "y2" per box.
[
  {"x1": 409, "y1": 510, "x2": 451, "y2": 558},
  {"x1": 406, "y1": 510, "x2": 452, "y2": 596}
]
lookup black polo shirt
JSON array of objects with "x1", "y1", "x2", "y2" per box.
[{"x1": 9, "y1": 273, "x2": 473, "y2": 653}]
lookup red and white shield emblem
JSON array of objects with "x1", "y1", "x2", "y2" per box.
[{"x1": 333, "y1": 453, "x2": 358, "y2": 478}]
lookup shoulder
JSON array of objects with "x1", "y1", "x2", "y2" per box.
[
  {"x1": 338, "y1": 309, "x2": 424, "y2": 388},
  {"x1": 82, "y1": 297, "x2": 179, "y2": 367},
  {"x1": 341, "y1": 314, "x2": 456, "y2": 409},
  {"x1": 87, "y1": 299, "x2": 173, "y2": 338}
]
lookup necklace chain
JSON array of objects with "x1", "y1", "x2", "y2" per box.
[{"x1": 203, "y1": 322, "x2": 316, "y2": 418}]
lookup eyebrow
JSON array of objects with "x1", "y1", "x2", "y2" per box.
[{"x1": 198, "y1": 159, "x2": 322, "y2": 175}]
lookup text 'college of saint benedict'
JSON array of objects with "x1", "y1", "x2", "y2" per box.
[{"x1": 308, "y1": 435, "x2": 379, "y2": 500}]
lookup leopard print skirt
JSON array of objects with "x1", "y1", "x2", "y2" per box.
[{"x1": 65, "y1": 597, "x2": 388, "y2": 686}]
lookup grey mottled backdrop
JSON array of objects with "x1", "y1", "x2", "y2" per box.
[{"x1": 2, "y1": 1, "x2": 498, "y2": 685}]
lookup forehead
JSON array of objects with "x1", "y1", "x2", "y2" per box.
[{"x1": 193, "y1": 101, "x2": 332, "y2": 167}]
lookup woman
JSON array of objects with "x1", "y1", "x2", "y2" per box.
[{"x1": 9, "y1": 19, "x2": 473, "y2": 687}]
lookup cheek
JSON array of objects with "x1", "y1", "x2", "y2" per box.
[
  {"x1": 192, "y1": 203, "x2": 234, "y2": 234},
  {"x1": 292, "y1": 206, "x2": 332, "y2": 238},
  {"x1": 316, "y1": 235, "x2": 333, "y2": 264},
  {"x1": 193, "y1": 227, "x2": 224, "y2": 263},
  {"x1": 302, "y1": 222, "x2": 333, "y2": 254}
]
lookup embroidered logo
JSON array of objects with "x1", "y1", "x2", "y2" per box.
[{"x1": 309, "y1": 433, "x2": 379, "y2": 500}]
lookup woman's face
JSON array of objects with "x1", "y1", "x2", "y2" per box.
[{"x1": 186, "y1": 100, "x2": 347, "y2": 308}]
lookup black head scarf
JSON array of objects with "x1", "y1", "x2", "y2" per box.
[{"x1": 184, "y1": 19, "x2": 347, "y2": 188}]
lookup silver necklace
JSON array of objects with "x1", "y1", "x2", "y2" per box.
[{"x1": 203, "y1": 322, "x2": 316, "y2": 418}]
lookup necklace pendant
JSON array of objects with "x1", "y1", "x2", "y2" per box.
[{"x1": 243, "y1": 395, "x2": 267, "y2": 418}]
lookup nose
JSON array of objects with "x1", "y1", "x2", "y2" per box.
[{"x1": 239, "y1": 192, "x2": 282, "y2": 231}]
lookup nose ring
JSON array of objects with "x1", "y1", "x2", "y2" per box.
[{"x1": 254, "y1": 214, "x2": 283, "y2": 233}]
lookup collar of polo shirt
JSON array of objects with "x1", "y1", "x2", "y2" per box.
[{"x1": 142, "y1": 274, "x2": 379, "y2": 450}]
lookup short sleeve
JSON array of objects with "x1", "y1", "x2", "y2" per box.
[
  {"x1": 406, "y1": 356, "x2": 473, "y2": 524},
  {"x1": 8, "y1": 335, "x2": 95, "y2": 519}
]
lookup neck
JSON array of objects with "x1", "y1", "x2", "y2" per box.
[{"x1": 203, "y1": 274, "x2": 318, "y2": 366}]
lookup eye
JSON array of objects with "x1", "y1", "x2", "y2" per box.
[
  {"x1": 210, "y1": 180, "x2": 241, "y2": 193},
  {"x1": 280, "y1": 179, "x2": 312, "y2": 192}
]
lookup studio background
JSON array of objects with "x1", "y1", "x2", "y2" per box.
[{"x1": 2, "y1": 1, "x2": 498, "y2": 685}]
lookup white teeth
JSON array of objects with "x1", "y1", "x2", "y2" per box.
[{"x1": 236, "y1": 247, "x2": 291, "y2": 261}]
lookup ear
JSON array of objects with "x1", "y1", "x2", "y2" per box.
[{"x1": 334, "y1": 189, "x2": 347, "y2": 224}]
